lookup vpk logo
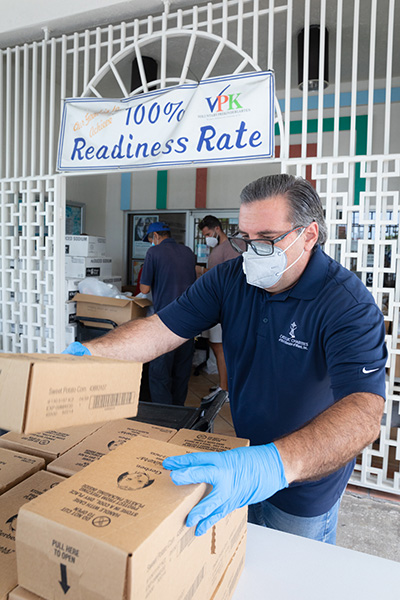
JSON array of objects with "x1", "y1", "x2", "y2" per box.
[{"x1": 205, "y1": 85, "x2": 243, "y2": 113}]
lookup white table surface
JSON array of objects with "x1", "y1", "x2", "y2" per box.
[{"x1": 232, "y1": 523, "x2": 400, "y2": 600}]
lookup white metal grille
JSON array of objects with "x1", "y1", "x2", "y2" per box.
[{"x1": 0, "y1": 0, "x2": 399, "y2": 495}]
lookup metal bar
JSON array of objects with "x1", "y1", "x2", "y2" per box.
[
  {"x1": 207, "y1": 2, "x2": 213, "y2": 34},
  {"x1": 22, "y1": 44, "x2": 29, "y2": 177},
  {"x1": 83, "y1": 30, "x2": 90, "y2": 92},
  {"x1": 383, "y1": 0, "x2": 395, "y2": 155},
  {"x1": 48, "y1": 38, "x2": 56, "y2": 175},
  {"x1": 72, "y1": 33, "x2": 79, "y2": 97},
  {"x1": 366, "y1": 0, "x2": 377, "y2": 156},
  {"x1": 5, "y1": 48, "x2": 11, "y2": 179},
  {"x1": 30, "y1": 43, "x2": 38, "y2": 176},
  {"x1": 301, "y1": 0, "x2": 310, "y2": 159},
  {"x1": 237, "y1": 0, "x2": 244, "y2": 48},
  {"x1": 95, "y1": 28, "x2": 102, "y2": 75},
  {"x1": 39, "y1": 39, "x2": 47, "y2": 176},
  {"x1": 60, "y1": 35, "x2": 67, "y2": 100},
  {"x1": 252, "y1": 0, "x2": 259, "y2": 64},
  {"x1": 160, "y1": 6, "x2": 168, "y2": 89},
  {"x1": 0, "y1": 51, "x2": 3, "y2": 178},
  {"x1": 349, "y1": 0, "x2": 360, "y2": 157},
  {"x1": 13, "y1": 46, "x2": 20, "y2": 178},
  {"x1": 316, "y1": 0, "x2": 326, "y2": 158},
  {"x1": 110, "y1": 62, "x2": 129, "y2": 97},
  {"x1": 333, "y1": 0, "x2": 343, "y2": 157},
  {"x1": 180, "y1": 32, "x2": 197, "y2": 84},
  {"x1": 283, "y1": 0, "x2": 292, "y2": 160},
  {"x1": 267, "y1": 0, "x2": 274, "y2": 70},
  {"x1": 107, "y1": 25, "x2": 114, "y2": 62}
]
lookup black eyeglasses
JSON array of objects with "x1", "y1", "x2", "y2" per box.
[{"x1": 228, "y1": 226, "x2": 303, "y2": 256}]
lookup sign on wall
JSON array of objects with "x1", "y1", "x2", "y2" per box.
[{"x1": 57, "y1": 71, "x2": 274, "y2": 171}]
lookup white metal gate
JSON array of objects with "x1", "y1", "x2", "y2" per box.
[{"x1": 0, "y1": 0, "x2": 399, "y2": 495}]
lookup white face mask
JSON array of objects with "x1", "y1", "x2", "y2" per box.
[
  {"x1": 242, "y1": 229, "x2": 305, "y2": 289},
  {"x1": 206, "y1": 236, "x2": 218, "y2": 248}
]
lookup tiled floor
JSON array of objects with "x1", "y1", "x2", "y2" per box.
[{"x1": 186, "y1": 370, "x2": 400, "y2": 563}]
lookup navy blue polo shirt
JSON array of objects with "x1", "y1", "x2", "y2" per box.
[
  {"x1": 140, "y1": 237, "x2": 196, "y2": 313},
  {"x1": 158, "y1": 246, "x2": 387, "y2": 517}
]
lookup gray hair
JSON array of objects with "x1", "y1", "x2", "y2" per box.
[{"x1": 240, "y1": 174, "x2": 327, "y2": 246}]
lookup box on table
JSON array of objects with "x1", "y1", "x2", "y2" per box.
[
  {"x1": 73, "y1": 293, "x2": 152, "y2": 329},
  {"x1": 65, "y1": 256, "x2": 112, "y2": 279},
  {"x1": 0, "y1": 448, "x2": 45, "y2": 496},
  {"x1": 65, "y1": 235, "x2": 106, "y2": 257},
  {"x1": 0, "y1": 354, "x2": 142, "y2": 434},
  {"x1": 47, "y1": 419, "x2": 177, "y2": 477},
  {"x1": 0, "y1": 423, "x2": 105, "y2": 465},
  {"x1": 16, "y1": 435, "x2": 246, "y2": 600},
  {"x1": 0, "y1": 470, "x2": 65, "y2": 600}
]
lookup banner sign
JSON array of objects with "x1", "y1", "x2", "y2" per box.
[{"x1": 57, "y1": 71, "x2": 274, "y2": 171}]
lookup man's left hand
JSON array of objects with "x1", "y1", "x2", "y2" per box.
[{"x1": 163, "y1": 443, "x2": 288, "y2": 536}]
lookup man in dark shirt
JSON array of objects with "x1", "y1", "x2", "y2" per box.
[{"x1": 139, "y1": 221, "x2": 196, "y2": 405}]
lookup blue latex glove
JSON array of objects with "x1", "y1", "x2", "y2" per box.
[
  {"x1": 163, "y1": 443, "x2": 288, "y2": 536},
  {"x1": 62, "y1": 341, "x2": 91, "y2": 356}
]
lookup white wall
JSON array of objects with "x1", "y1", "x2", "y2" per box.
[{"x1": 66, "y1": 174, "x2": 107, "y2": 236}]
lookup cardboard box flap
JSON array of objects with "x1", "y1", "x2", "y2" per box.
[
  {"x1": 0, "y1": 357, "x2": 32, "y2": 431},
  {"x1": 73, "y1": 294, "x2": 152, "y2": 309}
]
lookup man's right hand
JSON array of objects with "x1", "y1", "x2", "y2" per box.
[{"x1": 62, "y1": 342, "x2": 91, "y2": 356}]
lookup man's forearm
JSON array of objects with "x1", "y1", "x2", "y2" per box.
[
  {"x1": 275, "y1": 392, "x2": 384, "y2": 484},
  {"x1": 84, "y1": 314, "x2": 188, "y2": 362}
]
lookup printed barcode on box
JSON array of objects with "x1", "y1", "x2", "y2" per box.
[
  {"x1": 182, "y1": 567, "x2": 205, "y2": 600},
  {"x1": 89, "y1": 392, "x2": 133, "y2": 409}
]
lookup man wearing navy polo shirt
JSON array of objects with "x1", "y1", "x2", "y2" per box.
[
  {"x1": 139, "y1": 221, "x2": 196, "y2": 405},
  {"x1": 66, "y1": 174, "x2": 386, "y2": 544}
]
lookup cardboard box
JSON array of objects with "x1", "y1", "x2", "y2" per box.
[
  {"x1": 169, "y1": 429, "x2": 250, "y2": 452},
  {"x1": 65, "y1": 256, "x2": 112, "y2": 279},
  {"x1": 16, "y1": 436, "x2": 243, "y2": 600},
  {"x1": 0, "y1": 471, "x2": 65, "y2": 600},
  {"x1": 65, "y1": 278, "x2": 82, "y2": 301},
  {"x1": 47, "y1": 419, "x2": 177, "y2": 477},
  {"x1": 0, "y1": 354, "x2": 142, "y2": 434},
  {"x1": 0, "y1": 448, "x2": 45, "y2": 496},
  {"x1": 65, "y1": 301, "x2": 76, "y2": 324},
  {"x1": 65, "y1": 235, "x2": 106, "y2": 257},
  {"x1": 65, "y1": 323, "x2": 77, "y2": 345},
  {"x1": 211, "y1": 534, "x2": 247, "y2": 600},
  {"x1": 0, "y1": 423, "x2": 105, "y2": 465},
  {"x1": 74, "y1": 293, "x2": 152, "y2": 329}
]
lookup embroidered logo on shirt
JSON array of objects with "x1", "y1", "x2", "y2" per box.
[
  {"x1": 362, "y1": 367, "x2": 379, "y2": 374},
  {"x1": 279, "y1": 322, "x2": 309, "y2": 351}
]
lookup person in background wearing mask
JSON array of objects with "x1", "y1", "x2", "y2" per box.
[
  {"x1": 64, "y1": 175, "x2": 386, "y2": 544},
  {"x1": 198, "y1": 215, "x2": 238, "y2": 405},
  {"x1": 139, "y1": 221, "x2": 196, "y2": 405}
]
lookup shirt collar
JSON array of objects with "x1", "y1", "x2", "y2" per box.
[{"x1": 264, "y1": 246, "x2": 329, "y2": 302}]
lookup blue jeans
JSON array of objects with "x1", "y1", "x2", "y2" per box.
[{"x1": 247, "y1": 496, "x2": 342, "y2": 545}]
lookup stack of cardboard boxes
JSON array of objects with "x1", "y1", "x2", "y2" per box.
[
  {"x1": 65, "y1": 235, "x2": 122, "y2": 344},
  {"x1": 0, "y1": 353, "x2": 247, "y2": 600}
]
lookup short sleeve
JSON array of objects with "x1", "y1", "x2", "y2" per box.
[
  {"x1": 158, "y1": 267, "x2": 223, "y2": 338},
  {"x1": 324, "y1": 302, "x2": 387, "y2": 400}
]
